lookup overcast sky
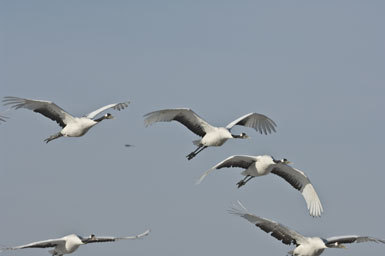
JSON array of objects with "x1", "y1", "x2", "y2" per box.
[{"x1": 1, "y1": 1, "x2": 385, "y2": 256}]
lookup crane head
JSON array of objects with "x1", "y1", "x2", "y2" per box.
[
  {"x1": 105, "y1": 113, "x2": 114, "y2": 119},
  {"x1": 281, "y1": 158, "x2": 292, "y2": 164},
  {"x1": 239, "y1": 132, "x2": 249, "y2": 139}
]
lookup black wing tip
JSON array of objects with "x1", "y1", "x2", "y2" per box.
[
  {"x1": 365, "y1": 237, "x2": 385, "y2": 244},
  {"x1": 3, "y1": 96, "x2": 18, "y2": 100},
  {"x1": 268, "y1": 118, "x2": 277, "y2": 127},
  {"x1": 114, "y1": 101, "x2": 131, "y2": 111},
  {"x1": 2, "y1": 96, "x2": 23, "y2": 106}
]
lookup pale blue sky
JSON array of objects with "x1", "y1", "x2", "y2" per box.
[{"x1": 1, "y1": 1, "x2": 385, "y2": 256}]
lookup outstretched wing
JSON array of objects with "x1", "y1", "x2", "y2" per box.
[
  {"x1": 325, "y1": 235, "x2": 385, "y2": 247},
  {"x1": 196, "y1": 155, "x2": 257, "y2": 184},
  {"x1": 226, "y1": 112, "x2": 277, "y2": 135},
  {"x1": 82, "y1": 230, "x2": 150, "y2": 244},
  {"x1": 85, "y1": 101, "x2": 130, "y2": 119},
  {"x1": 271, "y1": 164, "x2": 323, "y2": 217},
  {"x1": 229, "y1": 201, "x2": 306, "y2": 246},
  {"x1": 3, "y1": 96, "x2": 74, "y2": 128},
  {"x1": 144, "y1": 108, "x2": 215, "y2": 137},
  {"x1": 2, "y1": 238, "x2": 65, "y2": 250}
]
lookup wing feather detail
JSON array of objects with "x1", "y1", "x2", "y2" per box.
[
  {"x1": 271, "y1": 164, "x2": 323, "y2": 217},
  {"x1": 229, "y1": 202, "x2": 306, "y2": 245},
  {"x1": 226, "y1": 113, "x2": 277, "y2": 134},
  {"x1": 0, "y1": 114, "x2": 8, "y2": 123},
  {"x1": 325, "y1": 235, "x2": 385, "y2": 247},
  {"x1": 3, "y1": 96, "x2": 74, "y2": 128},
  {"x1": 196, "y1": 155, "x2": 256, "y2": 184},
  {"x1": 85, "y1": 101, "x2": 130, "y2": 119},
  {"x1": 144, "y1": 108, "x2": 214, "y2": 137},
  {"x1": 82, "y1": 230, "x2": 150, "y2": 244},
  {"x1": 2, "y1": 238, "x2": 65, "y2": 250}
]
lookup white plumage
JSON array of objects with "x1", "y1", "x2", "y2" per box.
[
  {"x1": 144, "y1": 108, "x2": 276, "y2": 160},
  {"x1": 1, "y1": 230, "x2": 150, "y2": 256},
  {"x1": 3, "y1": 96, "x2": 130, "y2": 143},
  {"x1": 198, "y1": 155, "x2": 323, "y2": 217},
  {"x1": 229, "y1": 202, "x2": 385, "y2": 256}
]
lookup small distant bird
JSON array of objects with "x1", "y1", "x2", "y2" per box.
[
  {"x1": 197, "y1": 155, "x2": 323, "y2": 217},
  {"x1": 144, "y1": 108, "x2": 276, "y2": 160},
  {"x1": 229, "y1": 202, "x2": 385, "y2": 256},
  {"x1": 3, "y1": 96, "x2": 130, "y2": 143},
  {"x1": 1, "y1": 230, "x2": 150, "y2": 256}
]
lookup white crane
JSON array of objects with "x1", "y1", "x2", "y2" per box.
[
  {"x1": 1, "y1": 230, "x2": 150, "y2": 256},
  {"x1": 3, "y1": 96, "x2": 130, "y2": 143},
  {"x1": 197, "y1": 155, "x2": 323, "y2": 217},
  {"x1": 144, "y1": 108, "x2": 276, "y2": 160},
  {"x1": 229, "y1": 202, "x2": 385, "y2": 256}
]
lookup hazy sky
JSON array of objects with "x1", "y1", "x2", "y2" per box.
[{"x1": 1, "y1": 1, "x2": 385, "y2": 256}]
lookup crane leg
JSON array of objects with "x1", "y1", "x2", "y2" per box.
[
  {"x1": 186, "y1": 146, "x2": 207, "y2": 160},
  {"x1": 44, "y1": 132, "x2": 63, "y2": 143},
  {"x1": 237, "y1": 175, "x2": 254, "y2": 188}
]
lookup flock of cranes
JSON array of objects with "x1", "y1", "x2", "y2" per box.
[{"x1": 1, "y1": 96, "x2": 384, "y2": 256}]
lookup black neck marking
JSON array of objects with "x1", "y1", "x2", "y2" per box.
[{"x1": 94, "y1": 116, "x2": 107, "y2": 122}]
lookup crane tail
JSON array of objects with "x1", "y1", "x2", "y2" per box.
[{"x1": 196, "y1": 168, "x2": 215, "y2": 185}]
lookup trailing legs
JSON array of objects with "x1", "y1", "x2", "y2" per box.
[
  {"x1": 236, "y1": 175, "x2": 254, "y2": 188},
  {"x1": 44, "y1": 132, "x2": 63, "y2": 143},
  {"x1": 186, "y1": 146, "x2": 207, "y2": 160}
]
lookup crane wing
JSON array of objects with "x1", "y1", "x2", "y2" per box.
[
  {"x1": 271, "y1": 164, "x2": 323, "y2": 217},
  {"x1": 0, "y1": 114, "x2": 8, "y2": 123},
  {"x1": 225, "y1": 112, "x2": 277, "y2": 135},
  {"x1": 85, "y1": 101, "x2": 130, "y2": 119},
  {"x1": 197, "y1": 155, "x2": 256, "y2": 184},
  {"x1": 82, "y1": 230, "x2": 150, "y2": 244},
  {"x1": 144, "y1": 108, "x2": 215, "y2": 137},
  {"x1": 229, "y1": 201, "x2": 307, "y2": 245},
  {"x1": 325, "y1": 235, "x2": 385, "y2": 247},
  {"x1": 3, "y1": 96, "x2": 74, "y2": 128},
  {"x1": 1, "y1": 238, "x2": 65, "y2": 251}
]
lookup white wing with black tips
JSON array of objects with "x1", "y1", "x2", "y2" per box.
[
  {"x1": 1, "y1": 238, "x2": 65, "y2": 251},
  {"x1": 144, "y1": 108, "x2": 215, "y2": 137},
  {"x1": 85, "y1": 101, "x2": 130, "y2": 119},
  {"x1": 3, "y1": 96, "x2": 74, "y2": 128},
  {"x1": 197, "y1": 155, "x2": 257, "y2": 184},
  {"x1": 225, "y1": 112, "x2": 277, "y2": 134},
  {"x1": 271, "y1": 164, "x2": 323, "y2": 217}
]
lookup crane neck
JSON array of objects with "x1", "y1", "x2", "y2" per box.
[{"x1": 94, "y1": 116, "x2": 107, "y2": 122}]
